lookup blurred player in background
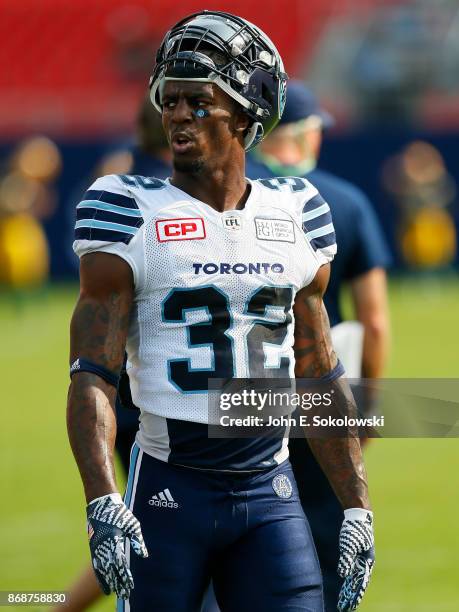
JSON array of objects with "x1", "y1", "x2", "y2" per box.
[
  {"x1": 67, "y1": 11, "x2": 375, "y2": 612},
  {"x1": 381, "y1": 140, "x2": 457, "y2": 269},
  {"x1": 0, "y1": 137, "x2": 60, "y2": 290},
  {"x1": 247, "y1": 80, "x2": 391, "y2": 611}
]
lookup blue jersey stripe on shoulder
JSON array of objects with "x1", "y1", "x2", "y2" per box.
[
  {"x1": 75, "y1": 186, "x2": 143, "y2": 243},
  {"x1": 302, "y1": 202, "x2": 329, "y2": 222},
  {"x1": 302, "y1": 192, "x2": 336, "y2": 252},
  {"x1": 302, "y1": 209, "x2": 333, "y2": 233},
  {"x1": 75, "y1": 226, "x2": 134, "y2": 244},
  {"x1": 309, "y1": 232, "x2": 336, "y2": 251},
  {"x1": 83, "y1": 189, "x2": 139, "y2": 209},
  {"x1": 77, "y1": 200, "x2": 142, "y2": 217},
  {"x1": 76, "y1": 208, "x2": 143, "y2": 228},
  {"x1": 302, "y1": 193, "x2": 330, "y2": 226},
  {"x1": 306, "y1": 193, "x2": 326, "y2": 209},
  {"x1": 306, "y1": 222, "x2": 335, "y2": 241},
  {"x1": 75, "y1": 219, "x2": 138, "y2": 234}
]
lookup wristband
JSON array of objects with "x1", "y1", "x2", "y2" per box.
[
  {"x1": 70, "y1": 358, "x2": 119, "y2": 388},
  {"x1": 320, "y1": 359, "x2": 345, "y2": 382}
]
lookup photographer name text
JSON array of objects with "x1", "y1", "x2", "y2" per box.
[{"x1": 219, "y1": 414, "x2": 385, "y2": 428}]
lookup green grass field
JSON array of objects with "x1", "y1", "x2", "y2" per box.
[{"x1": 1, "y1": 278, "x2": 458, "y2": 611}]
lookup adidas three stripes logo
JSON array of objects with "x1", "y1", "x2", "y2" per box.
[{"x1": 148, "y1": 488, "x2": 179, "y2": 509}]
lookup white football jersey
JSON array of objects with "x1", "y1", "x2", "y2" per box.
[{"x1": 73, "y1": 173, "x2": 336, "y2": 470}]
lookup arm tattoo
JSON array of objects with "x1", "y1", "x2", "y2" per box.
[
  {"x1": 307, "y1": 379, "x2": 371, "y2": 509},
  {"x1": 67, "y1": 258, "x2": 133, "y2": 502},
  {"x1": 294, "y1": 286, "x2": 371, "y2": 510},
  {"x1": 70, "y1": 290, "x2": 130, "y2": 371},
  {"x1": 67, "y1": 373, "x2": 118, "y2": 502},
  {"x1": 294, "y1": 291, "x2": 337, "y2": 378}
]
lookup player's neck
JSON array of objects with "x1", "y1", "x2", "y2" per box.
[{"x1": 170, "y1": 163, "x2": 250, "y2": 213}]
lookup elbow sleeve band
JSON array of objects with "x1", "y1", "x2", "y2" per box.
[{"x1": 70, "y1": 358, "x2": 119, "y2": 388}]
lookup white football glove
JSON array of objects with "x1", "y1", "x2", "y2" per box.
[
  {"x1": 86, "y1": 493, "x2": 148, "y2": 599},
  {"x1": 337, "y1": 508, "x2": 375, "y2": 611}
]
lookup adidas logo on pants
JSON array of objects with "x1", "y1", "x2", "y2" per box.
[{"x1": 148, "y1": 488, "x2": 179, "y2": 509}]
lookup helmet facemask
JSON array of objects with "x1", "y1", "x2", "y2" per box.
[{"x1": 149, "y1": 11, "x2": 288, "y2": 150}]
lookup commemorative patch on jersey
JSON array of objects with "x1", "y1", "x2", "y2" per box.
[
  {"x1": 272, "y1": 474, "x2": 293, "y2": 499},
  {"x1": 254, "y1": 218, "x2": 295, "y2": 243},
  {"x1": 156, "y1": 218, "x2": 206, "y2": 242}
]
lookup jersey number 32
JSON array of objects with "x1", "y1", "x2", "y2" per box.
[{"x1": 162, "y1": 285, "x2": 293, "y2": 392}]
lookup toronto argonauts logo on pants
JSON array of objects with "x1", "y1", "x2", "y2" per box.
[
  {"x1": 272, "y1": 473, "x2": 293, "y2": 498},
  {"x1": 118, "y1": 444, "x2": 323, "y2": 612}
]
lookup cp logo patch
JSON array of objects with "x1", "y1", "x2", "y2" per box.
[
  {"x1": 156, "y1": 218, "x2": 206, "y2": 242},
  {"x1": 272, "y1": 474, "x2": 293, "y2": 499}
]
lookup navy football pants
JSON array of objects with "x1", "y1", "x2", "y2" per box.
[{"x1": 117, "y1": 443, "x2": 323, "y2": 612}]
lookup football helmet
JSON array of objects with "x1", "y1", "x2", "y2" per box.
[{"x1": 149, "y1": 10, "x2": 288, "y2": 150}]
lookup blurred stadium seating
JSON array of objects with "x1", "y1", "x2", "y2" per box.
[
  {"x1": 2, "y1": 0, "x2": 458, "y2": 137},
  {"x1": 0, "y1": 0, "x2": 335, "y2": 137}
]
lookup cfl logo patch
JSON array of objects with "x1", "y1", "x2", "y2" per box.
[{"x1": 222, "y1": 214, "x2": 242, "y2": 230}]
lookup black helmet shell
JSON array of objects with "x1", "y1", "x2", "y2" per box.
[{"x1": 149, "y1": 10, "x2": 288, "y2": 149}]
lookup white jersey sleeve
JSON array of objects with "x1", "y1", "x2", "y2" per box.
[
  {"x1": 72, "y1": 174, "x2": 145, "y2": 287},
  {"x1": 298, "y1": 178, "x2": 337, "y2": 267}
]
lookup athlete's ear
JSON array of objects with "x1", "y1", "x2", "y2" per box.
[{"x1": 234, "y1": 108, "x2": 250, "y2": 134}]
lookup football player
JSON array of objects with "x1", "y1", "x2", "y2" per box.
[{"x1": 67, "y1": 11, "x2": 375, "y2": 612}]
